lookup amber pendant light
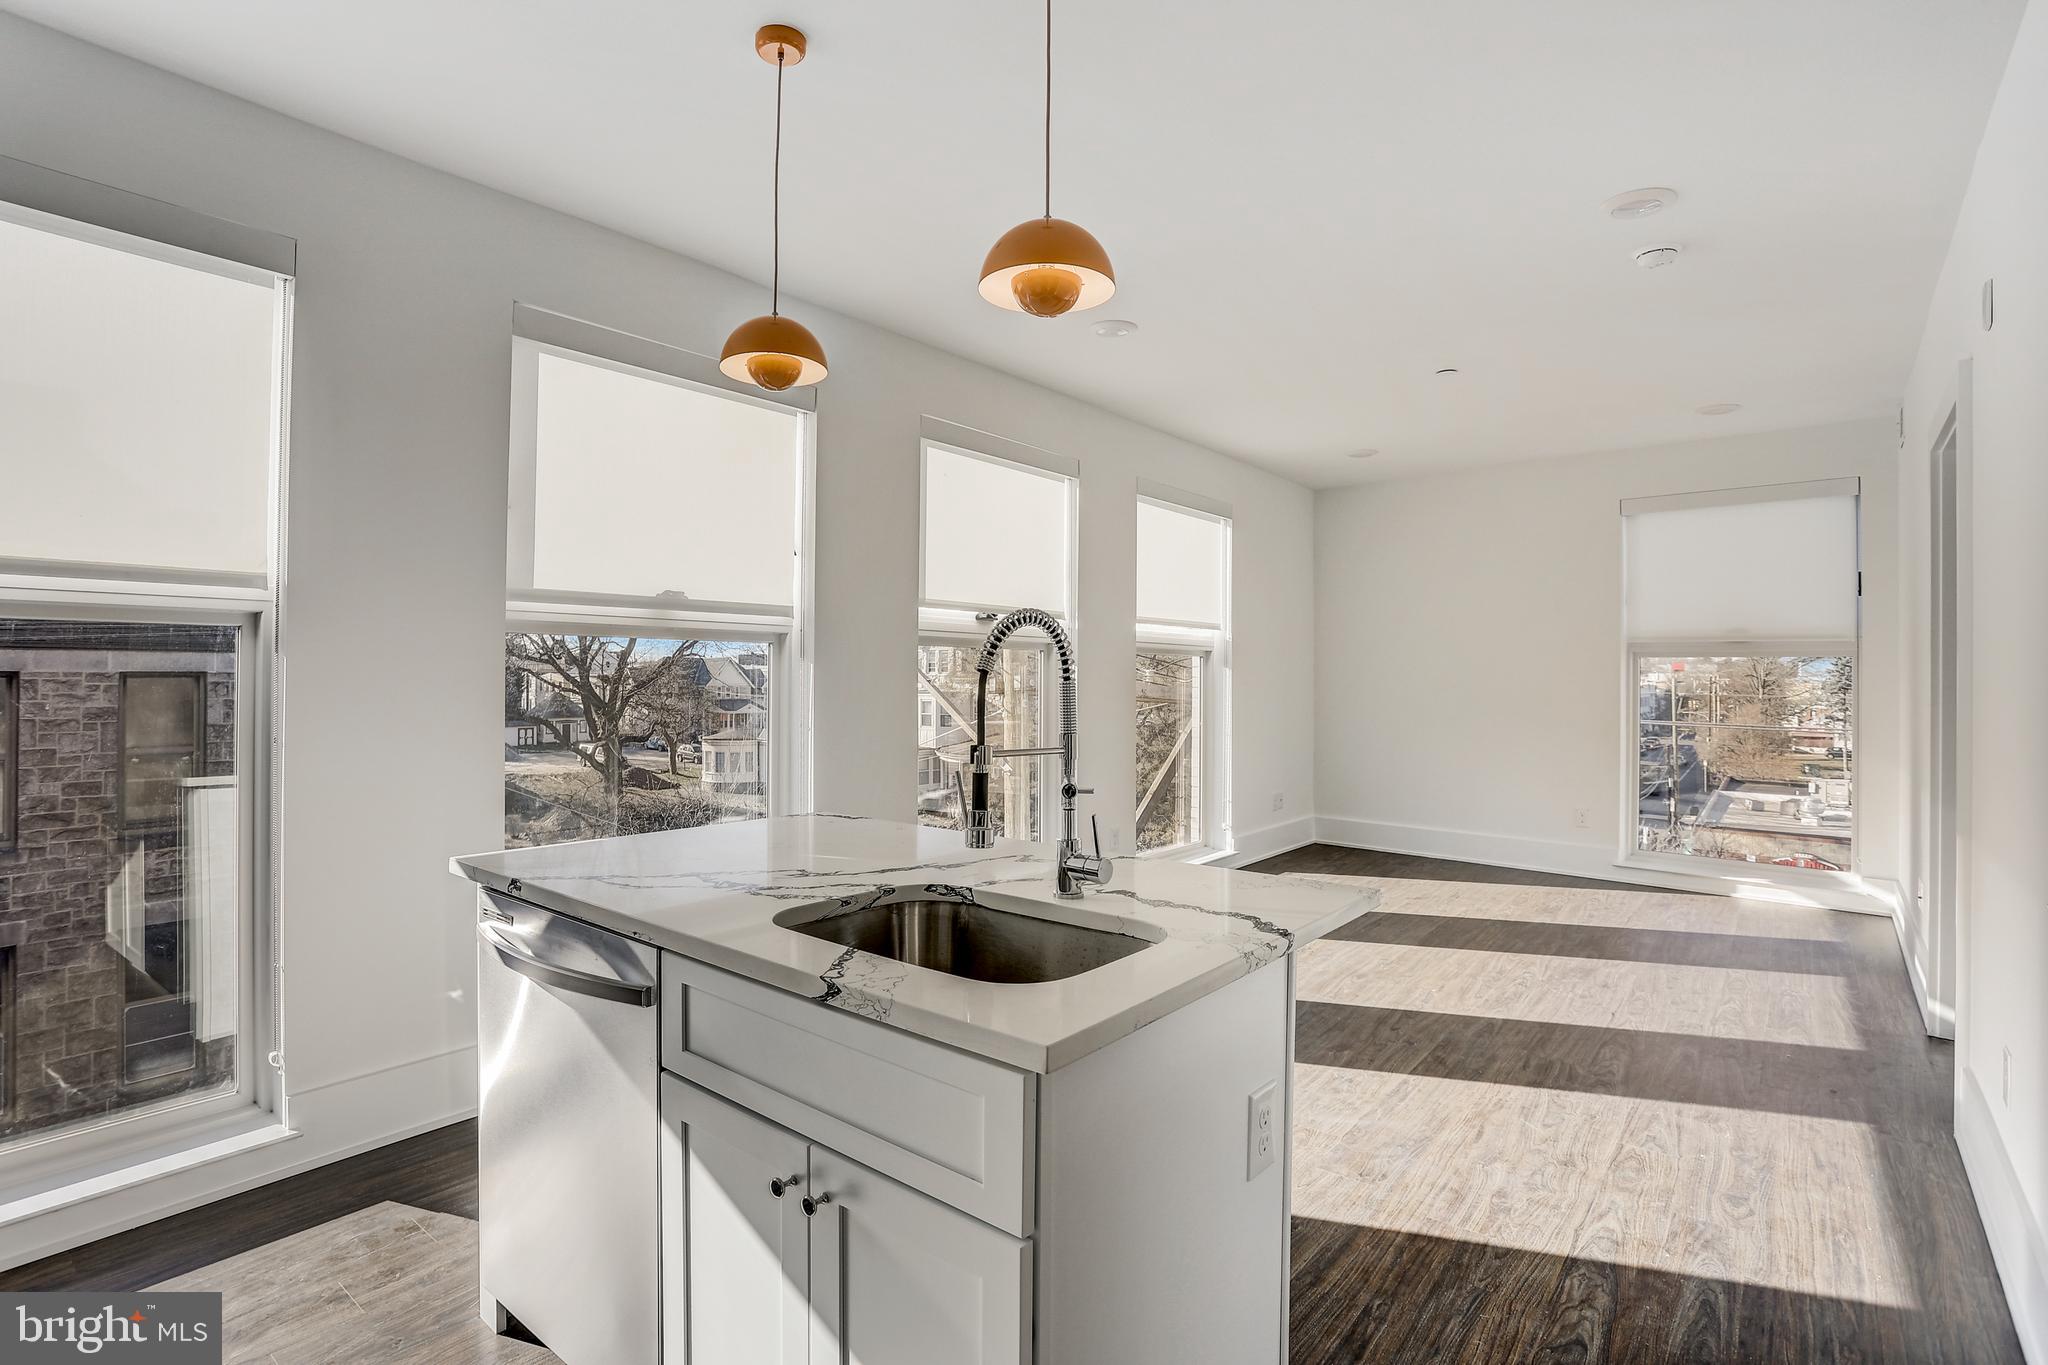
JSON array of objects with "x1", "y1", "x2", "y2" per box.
[
  {"x1": 979, "y1": 0, "x2": 1115, "y2": 317},
  {"x1": 721, "y1": 25, "x2": 827, "y2": 391}
]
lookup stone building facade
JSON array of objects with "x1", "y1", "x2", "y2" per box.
[{"x1": 0, "y1": 619, "x2": 238, "y2": 1146}]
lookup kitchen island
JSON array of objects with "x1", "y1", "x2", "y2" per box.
[{"x1": 453, "y1": 814, "x2": 1376, "y2": 1365}]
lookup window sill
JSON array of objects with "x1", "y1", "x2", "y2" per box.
[
  {"x1": 0, "y1": 1113, "x2": 296, "y2": 1231},
  {"x1": 1137, "y1": 842, "x2": 1230, "y2": 865}
]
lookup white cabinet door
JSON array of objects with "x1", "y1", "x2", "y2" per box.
[
  {"x1": 661, "y1": 1075, "x2": 810, "y2": 1365},
  {"x1": 806, "y1": 1145, "x2": 1031, "y2": 1365}
]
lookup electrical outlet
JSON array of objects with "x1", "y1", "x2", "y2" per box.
[
  {"x1": 1102, "y1": 825, "x2": 1122, "y2": 854},
  {"x1": 1572, "y1": 807, "x2": 1590, "y2": 830},
  {"x1": 1272, "y1": 792, "x2": 1285, "y2": 813},
  {"x1": 1247, "y1": 1081, "x2": 1278, "y2": 1179}
]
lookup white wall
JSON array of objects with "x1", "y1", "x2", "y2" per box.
[
  {"x1": 1896, "y1": 1, "x2": 2048, "y2": 1354},
  {"x1": 0, "y1": 11, "x2": 1316, "y2": 1262},
  {"x1": 1313, "y1": 419, "x2": 1901, "y2": 896}
]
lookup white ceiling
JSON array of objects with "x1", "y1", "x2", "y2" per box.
[{"x1": 5, "y1": 0, "x2": 2024, "y2": 487}]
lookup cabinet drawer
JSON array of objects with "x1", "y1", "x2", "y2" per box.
[{"x1": 661, "y1": 953, "x2": 1036, "y2": 1237}]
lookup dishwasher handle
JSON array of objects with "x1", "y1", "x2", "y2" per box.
[{"x1": 480, "y1": 920, "x2": 656, "y2": 1007}]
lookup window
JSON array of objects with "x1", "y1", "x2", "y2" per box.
[
  {"x1": 503, "y1": 636, "x2": 772, "y2": 848},
  {"x1": 1636, "y1": 655, "x2": 1854, "y2": 869},
  {"x1": 0, "y1": 193, "x2": 285, "y2": 1175},
  {"x1": 920, "y1": 440, "x2": 1073, "y2": 617},
  {"x1": 1622, "y1": 481, "x2": 1858, "y2": 873},
  {"x1": 0, "y1": 219, "x2": 275, "y2": 577},
  {"x1": 915, "y1": 426, "x2": 1075, "y2": 838},
  {"x1": 1136, "y1": 652, "x2": 1203, "y2": 852},
  {"x1": 120, "y1": 674, "x2": 206, "y2": 830},
  {"x1": 0, "y1": 946, "x2": 14, "y2": 1120},
  {"x1": 0, "y1": 674, "x2": 14, "y2": 851},
  {"x1": 1135, "y1": 493, "x2": 1230, "y2": 856},
  {"x1": 505, "y1": 310, "x2": 810, "y2": 849},
  {"x1": 915, "y1": 641, "x2": 1047, "y2": 840},
  {"x1": 0, "y1": 633, "x2": 252, "y2": 1134}
]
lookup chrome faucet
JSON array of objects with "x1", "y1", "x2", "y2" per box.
[{"x1": 954, "y1": 608, "x2": 1110, "y2": 898}]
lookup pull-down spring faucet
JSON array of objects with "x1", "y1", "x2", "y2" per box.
[{"x1": 955, "y1": 608, "x2": 1110, "y2": 898}]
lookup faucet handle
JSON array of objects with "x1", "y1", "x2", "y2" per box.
[
  {"x1": 958, "y1": 764, "x2": 994, "y2": 849},
  {"x1": 1089, "y1": 814, "x2": 1104, "y2": 859}
]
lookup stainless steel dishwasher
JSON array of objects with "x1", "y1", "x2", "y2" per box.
[{"x1": 475, "y1": 888, "x2": 659, "y2": 1365}]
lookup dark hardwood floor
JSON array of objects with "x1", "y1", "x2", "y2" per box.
[{"x1": 3, "y1": 845, "x2": 2022, "y2": 1363}]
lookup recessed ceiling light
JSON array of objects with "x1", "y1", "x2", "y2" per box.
[
  {"x1": 1347, "y1": 448, "x2": 1379, "y2": 460},
  {"x1": 1603, "y1": 187, "x2": 1678, "y2": 219},
  {"x1": 1435, "y1": 367, "x2": 1460, "y2": 377},
  {"x1": 1091, "y1": 319, "x2": 1137, "y2": 338},
  {"x1": 1633, "y1": 243, "x2": 1683, "y2": 270},
  {"x1": 1696, "y1": 402, "x2": 1742, "y2": 416}
]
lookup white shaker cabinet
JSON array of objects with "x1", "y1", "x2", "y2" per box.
[
  {"x1": 663, "y1": 1077, "x2": 812, "y2": 1365},
  {"x1": 662, "y1": 1074, "x2": 1029, "y2": 1365},
  {"x1": 807, "y1": 1142, "x2": 1031, "y2": 1365}
]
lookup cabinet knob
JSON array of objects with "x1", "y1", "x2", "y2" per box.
[
  {"x1": 770, "y1": 1174, "x2": 802, "y2": 1198},
  {"x1": 801, "y1": 1192, "x2": 834, "y2": 1218}
]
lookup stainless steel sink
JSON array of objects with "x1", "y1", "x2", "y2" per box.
[{"x1": 776, "y1": 897, "x2": 1154, "y2": 984}]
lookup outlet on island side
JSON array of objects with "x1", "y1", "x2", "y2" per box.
[
  {"x1": 1247, "y1": 1081, "x2": 1278, "y2": 1180},
  {"x1": 1272, "y1": 792, "x2": 1286, "y2": 813},
  {"x1": 1573, "y1": 807, "x2": 1591, "y2": 830}
]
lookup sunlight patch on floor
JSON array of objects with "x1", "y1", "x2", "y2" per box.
[
  {"x1": 1280, "y1": 873, "x2": 1846, "y2": 940},
  {"x1": 1295, "y1": 938, "x2": 1865, "y2": 1049},
  {"x1": 1290, "y1": 1063, "x2": 1917, "y2": 1310}
]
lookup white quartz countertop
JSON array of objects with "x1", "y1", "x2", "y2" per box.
[{"x1": 451, "y1": 815, "x2": 1376, "y2": 1072}]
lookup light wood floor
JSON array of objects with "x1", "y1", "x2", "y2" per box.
[
  {"x1": 151, "y1": 1202, "x2": 552, "y2": 1365},
  {"x1": 7, "y1": 848, "x2": 2021, "y2": 1364},
  {"x1": 1261, "y1": 844, "x2": 2023, "y2": 1364}
]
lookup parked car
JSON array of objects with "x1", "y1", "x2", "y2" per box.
[
  {"x1": 643, "y1": 734, "x2": 668, "y2": 752},
  {"x1": 1771, "y1": 854, "x2": 1842, "y2": 871}
]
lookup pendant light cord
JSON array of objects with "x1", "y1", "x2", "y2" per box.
[
  {"x1": 1043, "y1": 0, "x2": 1052, "y2": 219},
  {"x1": 772, "y1": 47, "x2": 785, "y2": 315}
]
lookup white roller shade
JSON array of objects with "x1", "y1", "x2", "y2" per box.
[
  {"x1": 0, "y1": 217, "x2": 276, "y2": 577},
  {"x1": 1137, "y1": 498, "x2": 1227, "y2": 628},
  {"x1": 526, "y1": 348, "x2": 802, "y2": 608},
  {"x1": 1624, "y1": 485, "x2": 1859, "y2": 644},
  {"x1": 921, "y1": 443, "x2": 1071, "y2": 614}
]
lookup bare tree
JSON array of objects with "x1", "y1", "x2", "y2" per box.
[
  {"x1": 1135, "y1": 652, "x2": 1198, "y2": 850},
  {"x1": 637, "y1": 644, "x2": 712, "y2": 775},
  {"x1": 506, "y1": 634, "x2": 688, "y2": 824}
]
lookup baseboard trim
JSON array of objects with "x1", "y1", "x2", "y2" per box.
[
  {"x1": 1957, "y1": 1065, "x2": 2048, "y2": 1363},
  {"x1": 1311, "y1": 815, "x2": 1902, "y2": 916},
  {"x1": 1891, "y1": 902, "x2": 1956, "y2": 1038},
  {"x1": 0, "y1": 1044, "x2": 477, "y2": 1273},
  {"x1": 1217, "y1": 816, "x2": 1317, "y2": 868}
]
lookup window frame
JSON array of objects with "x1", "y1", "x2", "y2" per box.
[
  {"x1": 0, "y1": 181, "x2": 289, "y2": 1196},
  {"x1": 505, "y1": 309, "x2": 817, "y2": 825},
  {"x1": 914, "y1": 421, "x2": 1077, "y2": 845},
  {"x1": 1616, "y1": 480, "x2": 1862, "y2": 888},
  {"x1": 1135, "y1": 489, "x2": 1232, "y2": 862},
  {"x1": 0, "y1": 597, "x2": 275, "y2": 1191}
]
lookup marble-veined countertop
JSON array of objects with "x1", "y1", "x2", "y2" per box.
[{"x1": 451, "y1": 814, "x2": 1376, "y2": 1072}]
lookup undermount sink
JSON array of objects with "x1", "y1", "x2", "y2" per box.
[{"x1": 776, "y1": 895, "x2": 1155, "y2": 984}]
